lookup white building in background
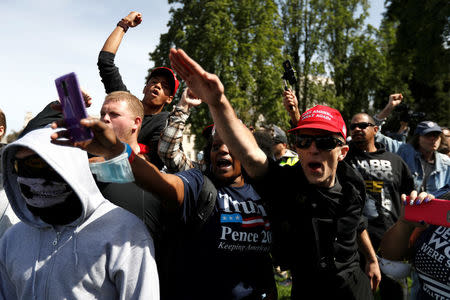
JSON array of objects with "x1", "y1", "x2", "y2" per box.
[
  {"x1": 182, "y1": 124, "x2": 197, "y2": 162},
  {"x1": 23, "y1": 112, "x2": 34, "y2": 129}
]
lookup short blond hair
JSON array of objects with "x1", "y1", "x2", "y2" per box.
[{"x1": 104, "y1": 91, "x2": 144, "y2": 120}]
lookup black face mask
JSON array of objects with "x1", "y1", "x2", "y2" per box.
[{"x1": 13, "y1": 154, "x2": 81, "y2": 224}]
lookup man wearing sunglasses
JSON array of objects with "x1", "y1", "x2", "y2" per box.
[
  {"x1": 165, "y1": 50, "x2": 372, "y2": 298},
  {"x1": 346, "y1": 113, "x2": 415, "y2": 299},
  {"x1": 168, "y1": 50, "x2": 374, "y2": 299}
]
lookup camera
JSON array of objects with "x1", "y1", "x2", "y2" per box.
[
  {"x1": 396, "y1": 103, "x2": 426, "y2": 123},
  {"x1": 282, "y1": 60, "x2": 297, "y2": 91}
]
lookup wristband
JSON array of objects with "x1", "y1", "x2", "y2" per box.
[
  {"x1": 89, "y1": 142, "x2": 135, "y2": 183},
  {"x1": 117, "y1": 19, "x2": 129, "y2": 32},
  {"x1": 124, "y1": 143, "x2": 136, "y2": 164}
]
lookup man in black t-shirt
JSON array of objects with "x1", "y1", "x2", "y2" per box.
[
  {"x1": 97, "y1": 11, "x2": 179, "y2": 169},
  {"x1": 346, "y1": 113, "x2": 414, "y2": 299},
  {"x1": 347, "y1": 113, "x2": 414, "y2": 250}
]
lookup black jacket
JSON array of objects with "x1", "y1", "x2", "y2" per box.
[{"x1": 257, "y1": 160, "x2": 371, "y2": 299}]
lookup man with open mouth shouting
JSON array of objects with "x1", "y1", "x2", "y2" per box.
[
  {"x1": 165, "y1": 49, "x2": 373, "y2": 299},
  {"x1": 53, "y1": 49, "x2": 372, "y2": 299}
]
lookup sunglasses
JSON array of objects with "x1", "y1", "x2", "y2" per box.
[
  {"x1": 295, "y1": 135, "x2": 344, "y2": 151},
  {"x1": 349, "y1": 122, "x2": 375, "y2": 130}
]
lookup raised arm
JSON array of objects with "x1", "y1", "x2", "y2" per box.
[
  {"x1": 101, "y1": 11, "x2": 142, "y2": 54},
  {"x1": 168, "y1": 48, "x2": 268, "y2": 179},
  {"x1": 158, "y1": 88, "x2": 202, "y2": 173},
  {"x1": 98, "y1": 12, "x2": 142, "y2": 94},
  {"x1": 282, "y1": 89, "x2": 301, "y2": 127},
  {"x1": 375, "y1": 93, "x2": 403, "y2": 121}
]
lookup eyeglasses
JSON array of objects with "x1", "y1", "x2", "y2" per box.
[
  {"x1": 295, "y1": 135, "x2": 344, "y2": 151},
  {"x1": 349, "y1": 122, "x2": 375, "y2": 130}
]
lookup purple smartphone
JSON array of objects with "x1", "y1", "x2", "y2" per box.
[{"x1": 55, "y1": 72, "x2": 93, "y2": 142}]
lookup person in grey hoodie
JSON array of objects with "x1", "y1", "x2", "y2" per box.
[
  {"x1": 0, "y1": 108, "x2": 20, "y2": 238},
  {"x1": 0, "y1": 127, "x2": 159, "y2": 299},
  {"x1": 0, "y1": 188, "x2": 20, "y2": 238}
]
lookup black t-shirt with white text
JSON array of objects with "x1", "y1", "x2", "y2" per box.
[{"x1": 346, "y1": 142, "x2": 414, "y2": 249}]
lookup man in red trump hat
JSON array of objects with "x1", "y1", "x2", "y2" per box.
[
  {"x1": 56, "y1": 49, "x2": 375, "y2": 299},
  {"x1": 165, "y1": 48, "x2": 373, "y2": 298}
]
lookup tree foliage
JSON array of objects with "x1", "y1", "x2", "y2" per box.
[
  {"x1": 149, "y1": 0, "x2": 287, "y2": 147},
  {"x1": 149, "y1": 0, "x2": 450, "y2": 145},
  {"x1": 280, "y1": 0, "x2": 325, "y2": 112},
  {"x1": 383, "y1": 0, "x2": 450, "y2": 127},
  {"x1": 280, "y1": 0, "x2": 385, "y2": 122}
]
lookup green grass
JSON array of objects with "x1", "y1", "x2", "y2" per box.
[
  {"x1": 274, "y1": 271, "x2": 414, "y2": 299},
  {"x1": 274, "y1": 270, "x2": 292, "y2": 299}
]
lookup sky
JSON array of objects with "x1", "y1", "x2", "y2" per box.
[{"x1": 1, "y1": 0, "x2": 386, "y2": 137}]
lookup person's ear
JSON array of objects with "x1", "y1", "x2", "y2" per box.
[
  {"x1": 0, "y1": 125, "x2": 4, "y2": 140},
  {"x1": 166, "y1": 95, "x2": 174, "y2": 105},
  {"x1": 133, "y1": 116, "x2": 142, "y2": 133},
  {"x1": 339, "y1": 145, "x2": 349, "y2": 161},
  {"x1": 373, "y1": 125, "x2": 379, "y2": 134}
]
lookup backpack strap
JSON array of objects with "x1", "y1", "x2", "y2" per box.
[{"x1": 190, "y1": 174, "x2": 217, "y2": 232}]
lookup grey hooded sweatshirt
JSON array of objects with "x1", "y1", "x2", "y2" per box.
[{"x1": 0, "y1": 127, "x2": 159, "y2": 300}]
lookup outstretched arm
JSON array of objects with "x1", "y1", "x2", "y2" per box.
[
  {"x1": 51, "y1": 118, "x2": 185, "y2": 209},
  {"x1": 168, "y1": 48, "x2": 268, "y2": 179}
]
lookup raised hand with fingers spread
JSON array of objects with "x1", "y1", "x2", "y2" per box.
[{"x1": 169, "y1": 48, "x2": 224, "y2": 107}]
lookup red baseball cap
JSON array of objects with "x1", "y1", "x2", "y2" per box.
[
  {"x1": 148, "y1": 67, "x2": 180, "y2": 97},
  {"x1": 288, "y1": 105, "x2": 347, "y2": 139}
]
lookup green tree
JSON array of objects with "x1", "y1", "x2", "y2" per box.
[
  {"x1": 150, "y1": 0, "x2": 287, "y2": 146},
  {"x1": 281, "y1": 0, "x2": 326, "y2": 112},
  {"x1": 384, "y1": 0, "x2": 450, "y2": 126},
  {"x1": 281, "y1": 0, "x2": 386, "y2": 122},
  {"x1": 319, "y1": 0, "x2": 387, "y2": 121}
]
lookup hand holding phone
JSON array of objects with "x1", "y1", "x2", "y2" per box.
[
  {"x1": 404, "y1": 197, "x2": 450, "y2": 227},
  {"x1": 55, "y1": 72, "x2": 93, "y2": 142}
]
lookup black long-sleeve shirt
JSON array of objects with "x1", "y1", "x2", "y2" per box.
[
  {"x1": 97, "y1": 50, "x2": 168, "y2": 170},
  {"x1": 255, "y1": 160, "x2": 371, "y2": 299}
]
